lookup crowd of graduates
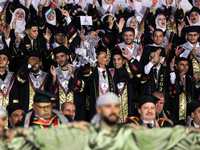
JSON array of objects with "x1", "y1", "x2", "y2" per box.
[{"x1": 0, "y1": 0, "x2": 200, "y2": 130}]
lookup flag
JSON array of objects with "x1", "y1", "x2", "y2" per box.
[{"x1": 47, "y1": 1, "x2": 58, "y2": 17}]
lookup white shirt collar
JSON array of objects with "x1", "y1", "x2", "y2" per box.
[
  {"x1": 188, "y1": 41, "x2": 199, "y2": 48},
  {"x1": 97, "y1": 67, "x2": 106, "y2": 72},
  {"x1": 193, "y1": 122, "x2": 200, "y2": 129},
  {"x1": 30, "y1": 69, "x2": 42, "y2": 76},
  {"x1": 154, "y1": 65, "x2": 161, "y2": 71},
  {"x1": 143, "y1": 119, "x2": 154, "y2": 126}
]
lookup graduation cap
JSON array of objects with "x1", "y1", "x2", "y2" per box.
[
  {"x1": 187, "y1": 101, "x2": 200, "y2": 116},
  {"x1": 27, "y1": 51, "x2": 41, "y2": 59},
  {"x1": 137, "y1": 94, "x2": 160, "y2": 108},
  {"x1": 0, "y1": 48, "x2": 11, "y2": 61},
  {"x1": 53, "y1": 45, "x2": 72, "y2": 56},
  {"x1": 185, "y1": 26, "x2": 200, "y2": 34},
  {"x1": 34, "y1": 89, "x2": 57, "y2": 103},
  {"x1": 6, "y1": 103, "x2": 24, "y2": 117},
  {"x1": 52, "y1": 26, "x2": 66, "y2": 36}
]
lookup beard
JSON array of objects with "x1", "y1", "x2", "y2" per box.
[
  {"x1": 102, "y1": 113, "x2": 119, "y2": 126},
  {"x1": 124, "y1": 40, "x2": 134, "y2": 45},
  {"x1": 31, "y1": 67, "x2": 40, "y2": 73}
]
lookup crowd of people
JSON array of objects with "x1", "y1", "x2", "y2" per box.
[{"x1": 0, "y1": 0, "x2": 200, "y2": 147}]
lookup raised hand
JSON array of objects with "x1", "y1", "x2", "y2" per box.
[
  {"x1": 186, "y1": 16, "x2": 193, "y2": 26},
  {"x1": 137, "y1": 44, "x2": 143, "y2": 57},
  {"x1": 175, "y1": 46, "x2": 184, "y2": 56},
  {"x1": 116, "y1": 17, "x2": 125, "y2": 33},
  {"x1": 108, "y1": 15, "x2": 114, "y2": 29},
  {"x1": 151, "y1": 49, "x2": 161, "y2": 65},
  {"x1": 115, "y1": 4, "x2": 121, "y2": 14},
  {"x1": 191, "y1": 47, "x2": 199, "y2": 57},
  {"x1": 78, "y1": 0, "x2": 83, "y2": 6},
  {"x1": 15, "y1": 33, "x2": 22, "y2": 43},
  {"x1": 170, "y1": 56, "x2": 175, "y2": 71},
  {"x1": 194, "y1": 73, "x2": 200, "y2": 85},
  {"x1": 62, "y1": 0, "x2": 66, "y2": 7},
  {"x1": 43, "y1": 27, "x2": 52, "y2": 44},
  {"x1": 129, "y1": 0, "x2": 135, "y2": 10},
  {"x1": 59, "y1": 8, "x2": 70, "y2": 18},
  {"x1": 179, "y1": 71, "x2": 184, "y2": 84},
  {"x1": 67, "y1": 64, "x2": 74, "y2": 78},
  {"x1": 12, "y1": 18, "x2": 17, "y2": 29},
  {"x1": 177, "y1": 0, "x2": 182, "y2": 8},
  {"x1": 148, "y1": 25, "x2": 154, "y2": 32},
  {"x1": 5, "y1": 25, "x2": 11, "y2": 40},
  {"x1": 93, "y1": 0, "x2": 98, "y2": 8},
  {"x1": 137, "y1": 29, "x2": 145, "y2": 40},
  {"x1": 107, "y1": 5, "x2": 111, "y2": 12},
  {"x1": 150, "y1": 1, "x2": 157, "y2": 12},
  {"x1": 166, "y1": 0, "x2": 170, "y2": 9},
  {"x1": 120, "y1": 48, "x2": 132, "y2": 61},
  {"x1": 50, "y1": 65, "x2": 57, "y2": 77},
  {"x1": 79, "y1": 26, "x2": 84, "y2": 38},
  {"x1": 165, "y1": 43, "x2": 172, "y2": 52},
  {"x1": 63, "y1": 36, "x2": 69, "y2": 48}
]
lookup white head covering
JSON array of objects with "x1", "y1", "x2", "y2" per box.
[
  {"x1": 19, "y1": 0, "x2": 32, "y2": 8},
  {"x1": 102, "y1": 0, "x2": 113, "y2": 12},
  {"x1": 133, "y1": 0, "x2": 142, "y2": 12},
  {"x1": 31, "y1": 0, "x2": 41, "y2": 15},
  {"x1": 10, "y1": 8, "x2": 26, "y2": 38},
  {"x1": 74, "y1": 0, "x2": 87, "y2": 9},
  {"x1": 126, "y1": 16, "x2": 138, "y2": 38},
  {"x1": 45, "y1": 9, "x2": 56, "y2": 26},
  {"x1": 91, "y1": 92, "x2": 120, "y2": 124},
  {"x1": 155, "y1": 14, "x2": 166, "y2": 32},
  {"x1": 96, "y1": 92, "x2": 120, "y2": 108},
  {"x1": 159, "y1": 0, "x2": 175, "y2": 7},
  {"x1": 0, "y1": 106, "x2": 7, "y2": 116},
  {"x1": 190, "y1": 13, "x2": 200, "y2": 26}
]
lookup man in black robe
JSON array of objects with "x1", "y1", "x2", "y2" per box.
[
  {"x1": 50, "y1": 46, "x2": 86, "y2": 121},
  {"x1": 17, "y1": 51, "x2": 52, "y2": 112}
]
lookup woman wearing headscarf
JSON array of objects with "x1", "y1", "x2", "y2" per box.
[
  {"x1": 124, "y1": 0, "x2": 157, "y2": 34},
  {"x1": 179, "y1": 7, "x2": 200, "y2": 44},
  {"x1": 188, "y1": 0, "x2": 200, "y2": 8},
  {"x1": 143, "y1": 13, "x2": 179, "y2": 65},
  {"x1": 126, "y1": 16, "x2": 144, "y2": 44},
  {"x1": 9, "y1": 8, "x2": 26, "y2": 38},
  {"x1": 155, "y1": 0, "x2": 184, "y2": 34}
]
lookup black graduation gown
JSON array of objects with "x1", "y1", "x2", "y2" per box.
[
  {"x1": 81, "y1": 65, "x2": 116, "y2": 120},
  {"x1": 113, "y1": 60, "x2": 142, "y2": 117},
  {"x1": 0, "y1": 71, "x2": 20, "y2": 109},
  {"x1": 140, "y1": 64, "x2": 171, "y2": 110},
  {"x1": 10, "y1": 35, "x2": 50, "y2": 72},
  {"x1": 169, "y1": 73, "x2": 200, "y2": 121},
  {"x1": 50, "y1": 67, "x2": 86, "y2": 121},
  {"x1": 17, "y1": 64, "x2": 52, "y2": 111}
]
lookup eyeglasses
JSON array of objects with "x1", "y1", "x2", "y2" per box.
[
  {"x1": 34, "y1": 103, "x2": 52, "y2": 110},
  {"x1": 188, "y1": 34, "x2": 198, "y2": 37}
]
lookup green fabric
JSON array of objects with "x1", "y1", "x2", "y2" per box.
[{"x1": 1, "y1": 124, "x2": 200, "y2": 150}]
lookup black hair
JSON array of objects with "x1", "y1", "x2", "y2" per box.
[
  {"x1": 25, "y1": 21, "x2": 38, "y2": 30},
  {"x1": 176, "y1": 57, "x2": 189, "y2": 65},
  {"x1": 152, "y1": 29, "x2": 165, "y2": 37},
  {"x1": 122, "y1": 27, "x2": 135, "y2": 35}
]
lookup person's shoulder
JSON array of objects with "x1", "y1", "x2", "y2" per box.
[{"x1": 125, "y1": 116, "x2": 140, "y2": 125}]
